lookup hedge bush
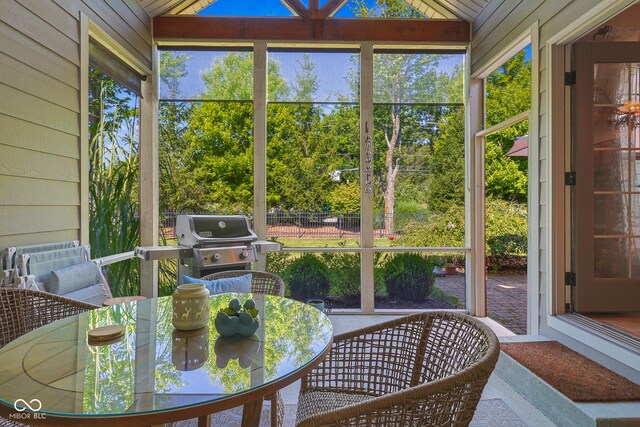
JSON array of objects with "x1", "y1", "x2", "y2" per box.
[
  {"x1": 399, "y1": 199, "x2": 527, "y2": 261},
  {"x1": 320, "y1": 251, "x2": 360, "y2": 306},
  {"x1": 286, "y1": 254, "x2": 331, "y2": 302},
  {"x1": 383, "y1": 253, "x2": 437, "y2": 301}
]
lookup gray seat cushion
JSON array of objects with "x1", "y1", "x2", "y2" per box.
[
  {"x1": 49, "y1": 262, "x2": 100, "y2": 295},
  {"x1": 26, "y1": 246, "x2": 89, "y2": 289},
  {"x1": 62, "y1": 284, "x2": 108, "y2": 306}
]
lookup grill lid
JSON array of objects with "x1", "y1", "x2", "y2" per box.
[{"x1": 176, "y1": 215, "x2": 257, "y2": 247}]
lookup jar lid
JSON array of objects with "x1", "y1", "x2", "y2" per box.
[
  {"x1": 176, "y1": 283, "x2": 206, "y2": 291},
  {"x1": 88, "y1": 324, "x2": 125, "y2": 345}
]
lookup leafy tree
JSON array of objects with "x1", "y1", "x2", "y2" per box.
[
  {"x1": 267, "y1": 53, "x2": 362, "y2": 211},
  {"x1": 425, "y1": 107, "x2": 465, "y2": 213},
  {"x1": 351, "y1": 0, "x2": 461, "y2": 233},
  {"x1": 319, "y1": 103, "x2": 361, "y2": 202},
  {"x1": 484, "y1": 50, "x2": 531, "y2": 202},
  {"x1": 267, "y1": 103, "x2": 332, "y2": 210},
  {"x1": 485, "y1": 132, "x2": 528, "y2": 202},
  {"x1": 329, "y1": 182, "x2": 360, "y2": 212},
  {"x1": 266, "y1": 54, "x2": 338, "y2": 211},
  {"x1": 177, "y1": 53, "x2": 288, "y2": 212},
  {"x1": 425, "y1": 50, "x2": 531, "y2": 212},
  {"x1": 486, "y1": 51, "x2": 531, "y2": 127},
  {"x1": 159, "y1": 52, "x2": 195, "y2": 212},
  {"x1": 293, "y1": 53, "x2": 319, "y2": 102}
]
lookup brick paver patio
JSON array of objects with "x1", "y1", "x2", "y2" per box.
[{"x1": 435, "y1": 272, "x2": 528, "y2": 335}]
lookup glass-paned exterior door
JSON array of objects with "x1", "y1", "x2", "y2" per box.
[{"x1": 574, "y1": 42, "x2": 640, "y2": 312}]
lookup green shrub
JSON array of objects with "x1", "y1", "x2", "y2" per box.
[
  {"x1": 320, "y1": 251, "x2": 360, "y2": 305},
  {"x1": 485, "y1": 199, "x2": 528, "y2": 256},
  {"x1": 328, "y1": 182, "x2": 360, "y2": 212},
  {"x1": 286, "y1": 254, "x2": 331, "y2": 302},
  {"x1": 398, "y1": 199, "x2": 527, "y2": 259},
  {"x1": 382, "y1": 253, "x2": 437, "y2": 301},
  {"x1": 266, "y1": 251, "x2": 294, "y2": 279}
]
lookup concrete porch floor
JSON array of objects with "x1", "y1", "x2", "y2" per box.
[{"x1": 277, "y1": 314, "x2": 555, "y2": 427}]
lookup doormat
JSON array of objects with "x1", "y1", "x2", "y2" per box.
[{"x1": 500, "y1": 341, "x2": 640, "y2": 402}]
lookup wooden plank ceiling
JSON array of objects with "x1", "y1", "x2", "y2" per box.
[{"x1": 138, "y1": 0, "x2": 488, "y2": 22}]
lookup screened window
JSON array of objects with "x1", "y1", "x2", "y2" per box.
[
  {"x1": 372, "y1": 50, "x2": 465, "y2": 247},
  {"x1": 88, "y1": 39, "x2": 142, "y2": 296},
  {"x1": 265, "y1": 49, "x2": 361, "y2": 309},
  {"x1": 159, "y1": 49, "x2": 254, "y2": 218}
]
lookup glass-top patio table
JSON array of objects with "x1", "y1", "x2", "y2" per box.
[{"x1": 0, "y1": 293, "x2": 333, "y2": 426}]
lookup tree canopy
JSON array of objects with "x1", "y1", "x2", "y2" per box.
[
  {"x1": 424, "y1": 49, "x2": 531, "y2": 212},
  {"x1": 157, "y1": 41, "x2": 531, "y2": 232}
]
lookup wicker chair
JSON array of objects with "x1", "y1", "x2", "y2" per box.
[
  {"x1": 0, "y1": 288, "x2": 98, "y2": 426},
  {"x1": 200, "y1": 270, "x2": 285, "y2": 297},
  {"x1": 295, "y1": 312, "x2": 500, "y2": 427},
  {"x1": 200, "y1": 270, "x2": 285, "y2": 427},
  {"x1": 0, "y1": 288, "x2": 98, "y2": 348}
]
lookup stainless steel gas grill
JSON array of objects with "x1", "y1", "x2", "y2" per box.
[
  {"x1": 135, "y1": 214, "x2": 281, "y2": 284},
  {"x1": 176, "y1": 214, "x2": 257, "y2": 278}
]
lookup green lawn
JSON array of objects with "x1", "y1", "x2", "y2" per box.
[
  {"x1": 275, "y1": 238, "x2": 393, "y2": 248},
  {"x1": 162, "y1": 236, "x2": 393, "y2": 248}
]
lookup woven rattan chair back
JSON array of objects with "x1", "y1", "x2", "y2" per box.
[
  {"x1": 295, "y1": 311, "x2": 500, "y2": 427},
  {"x1": 200, "y1": 270, "x2": 285, "y2": 297},
  {"x1": 0, "y1": 289, "x2": 97, "y2": 426},
  {"x1": 0, "y1": 288, "x2": 98, "y2": 348}
]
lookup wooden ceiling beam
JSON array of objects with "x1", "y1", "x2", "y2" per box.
[
  {"x1": 153, "y1": 16, "x2": 470, "y2": 43},
  {"x1": 308, "y1": 0, "x2": 319, "y2": 19},
  {"x1": 280, "y1": 0, "x2": 310, "y2": 19},
  {"x1": 318, "y1": 0, "x2": 348, "y2": 19}
]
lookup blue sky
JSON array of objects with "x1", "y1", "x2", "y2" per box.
[
  {"x1": 160, "y1": 51, "x2": 360, "y2": 100},
  {"x1": 199, "y1": 0, "x2": 388, "y2": 18},
  {"x1": 160, "y1": 50, "x2": 464, "y2": 101},
  {"x1": 160, "y1": 1, "x2": 494, "y2": 100},
  {"x1": 199, "y1": 0, "x2": 294, "y2": 17}
]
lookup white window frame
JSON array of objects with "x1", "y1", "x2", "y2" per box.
[
  {"x1": 469, "y1": 22, "x2": 539, "y2": 333},
  {"x1": 80, "y1": 14, "x2": 158, "y2": 297}
]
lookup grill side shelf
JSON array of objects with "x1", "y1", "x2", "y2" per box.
[{"x1": 134, "y1": 246, "x2": 194, "y2": 261}]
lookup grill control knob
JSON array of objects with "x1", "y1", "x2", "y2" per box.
[
  {"x1": 213, "y1": 253, "x2": 221, "y2": 262},
  {"x1": 240, "y1": 250, "x2": 249, "y2": 260}
]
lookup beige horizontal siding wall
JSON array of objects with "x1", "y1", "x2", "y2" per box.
[
  {"x1": 470, "y1": 0, "x2": 624, "y2": 321},
  {"x1": 0, "y1": 0, "x2": 151, "y2": 248}
]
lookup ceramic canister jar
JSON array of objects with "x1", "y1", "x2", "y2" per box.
[{"x1": 173, "y1": 283, "x2": 210, "y2": 330}]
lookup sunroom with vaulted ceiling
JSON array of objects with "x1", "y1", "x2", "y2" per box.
[{"x1": 2, "y1": 0, "x2": 640, "y2": 424}]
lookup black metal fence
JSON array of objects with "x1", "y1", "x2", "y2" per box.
[{"x1": 160, "y1": 210, "x2": 429, "y2": 239}]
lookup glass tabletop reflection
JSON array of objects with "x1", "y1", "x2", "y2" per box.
[{"x1": 0, "y1": 293, "x2": 333, "y2": 417}]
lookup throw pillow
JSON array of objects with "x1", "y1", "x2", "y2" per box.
[
  {"x1": 181, "y1": 274, "x2": 252, "y2": 295},
  {"x1": 50, "y1": 262, "x2": 99, "y2": 295}
]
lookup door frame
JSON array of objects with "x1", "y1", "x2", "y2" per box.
[
  {"x1": 546, "y1": 0, "x2": 640, "y2": 316},
  {"x1": 469, "y1": 22, "x2": 539, "y2": 334},
  {"x1": 544, "y1": 0, "x2": 640, "y2": 370}
]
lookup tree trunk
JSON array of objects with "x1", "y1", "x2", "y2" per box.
[{"x1": 384, "y1": 108, "x2": 401, "y2": 235}]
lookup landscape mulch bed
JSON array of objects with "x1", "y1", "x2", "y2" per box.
[
  {"x1": 328, "y1": 296, "x2": 455, "y2": 310},
  {"x1": 501, "y1": 341, "x2": 640, "y2": 402}
]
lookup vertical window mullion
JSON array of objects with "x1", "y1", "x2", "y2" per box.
[
  {"x1": 360, "y1": 43, "x2": 375, "y2": 313},
  {"x1": 254, "y1": 42, "x2": 268, "y2": 271}
]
